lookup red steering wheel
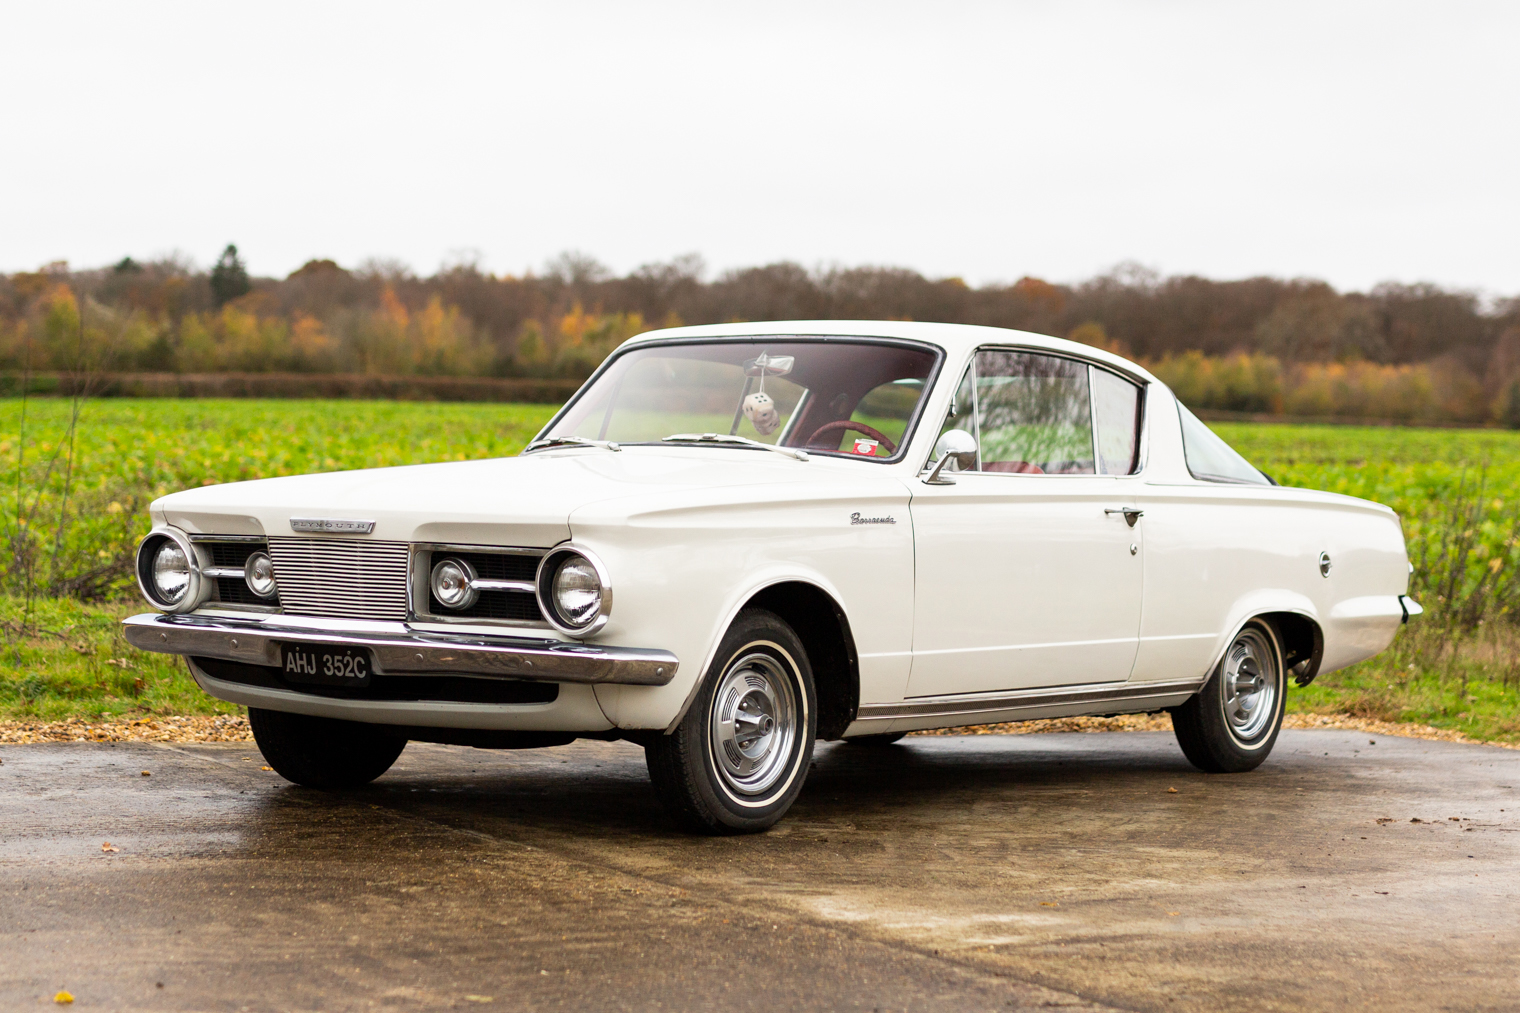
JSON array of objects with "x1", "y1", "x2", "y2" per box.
[{"x1": 804, "y1": 420, "x2": 898, "y2": 454}]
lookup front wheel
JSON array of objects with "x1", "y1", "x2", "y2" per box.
[
  {"x1": 645, "y1": 609, "x2": 817, "y2": 834},
  {"x1": 248, "y1": 708, "x2": 407, "y2": 788},
  {"x1": 1170, "y1": 619, "x2": 1286, "y2": 773}
]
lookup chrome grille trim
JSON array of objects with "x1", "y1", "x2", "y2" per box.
[
  {"x1": 410, "y1": 543, "x2": 549, "y2": 628},
  {"x1": 267, "y1": 536, "x2": 410, "y2": 621}
]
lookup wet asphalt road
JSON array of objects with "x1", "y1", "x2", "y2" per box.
[{"x1": 2, "y1": 730, "x2": 1517, "y2": 1013}]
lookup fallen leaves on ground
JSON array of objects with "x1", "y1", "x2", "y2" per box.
[
  {"x1": 2, "y1": 709, "x2": 1514, "y2": 749},
  {"x1": 910, "y1": 711, "x2": 1518, "y2": 748},
  {"x1": 0, "y1": 714, "x2": 251, "y2": 744}
]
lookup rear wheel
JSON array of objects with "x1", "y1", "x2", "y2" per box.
[
  {"x1": 645, "y1": 609, "x2": 817, "y2": 834},
  {"x1": 248, "y1": 708, "x2": 407, "y2": 788},
  {"x1": 1171, "y1": 619, "x2": 1285, "y2": 773}
]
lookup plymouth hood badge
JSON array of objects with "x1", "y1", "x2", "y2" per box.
[{"x1": 290, "y1": 517, "x2": 376, "y2": 534}]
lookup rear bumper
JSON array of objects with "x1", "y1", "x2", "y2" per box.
[{"x1": 122, "y1": 612, "x2": 679, "y2": 686}]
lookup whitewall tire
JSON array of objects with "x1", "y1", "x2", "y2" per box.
[
  {"x1": 1171, "y1": 619, "x2": 1286, "y2": 773},
  {"x1": 645, "y1": 609, "x2": 817, "y2": 834}
]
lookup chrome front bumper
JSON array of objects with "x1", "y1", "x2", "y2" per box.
[{"x1": 122, "y1": 612, "x2": 679, "y2": 686}]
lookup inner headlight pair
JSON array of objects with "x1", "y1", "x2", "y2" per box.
[{"x1": 430, "y1": 546, "x2": 611, "y2": 637}]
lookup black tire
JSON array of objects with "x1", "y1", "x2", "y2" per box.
[
  {"x1": 1171, "y1": 619, "x2": 1286, "y2": 773},
  {"x1": 248, "y1": 708, "x2": 407, "y2": 788},
  {"x1": 844, "y1": 732, "x2": 907, "y2": 747},
  {"x1": 645, "y1": 609, "x2": 817, "y2": 834}
]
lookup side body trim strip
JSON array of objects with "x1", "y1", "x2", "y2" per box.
[{"x1": 857, "y1": 678, "x2": 1205, "y2": 722}]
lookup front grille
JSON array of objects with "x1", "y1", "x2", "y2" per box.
[
  {"x1": 205, "y1": 541, "x2": 276, "y2": 607},
  {"x1": 268, "y1": 537, "x2": 410, "y2": 621},
  {"x1": 426, "y1": 550, "x2": 544, "y2": 623}
]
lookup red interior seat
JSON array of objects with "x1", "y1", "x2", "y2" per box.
[{"x1": 982, "y1": 461, "x2": 1044, "y2": 474}]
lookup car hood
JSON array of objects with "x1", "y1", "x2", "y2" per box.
[{"x1": 153, "y1": 447, "x2": 884, "y2": 547}]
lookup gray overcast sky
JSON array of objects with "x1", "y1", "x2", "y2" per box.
[{"x1": 2, "y1": 1, "x2": 1516, "y2": 293}]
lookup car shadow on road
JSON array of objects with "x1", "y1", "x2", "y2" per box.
[{"x1": 230, "y1": 732, "x2": 1213, "y2": 844}]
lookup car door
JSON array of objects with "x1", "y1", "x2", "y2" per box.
[{"x1": 906, "y1": 349, "x2": 1147, "y2": 697}]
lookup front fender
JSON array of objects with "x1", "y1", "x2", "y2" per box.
[
  {"x1": 570, "y1": 488, "x2": 915, "y2": 730},
  {"x1": 597, "y1": 566, "x2": 854, "y2": 732}
]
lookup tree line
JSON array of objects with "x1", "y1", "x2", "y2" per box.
[{"x1": 3, "y1": 247, "x2": 1517, "y2": 422}]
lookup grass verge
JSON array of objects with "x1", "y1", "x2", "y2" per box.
[
  {"x1": 0, "y1": 595, "x2": 227, "y2": 723},
  {"x1": 1, "y1": 597, "x2": 1514, "y2": 748}
]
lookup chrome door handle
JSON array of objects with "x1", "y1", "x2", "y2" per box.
[{"x1": 1104, "y1": 507, "x2": 1143, "y2": 527}]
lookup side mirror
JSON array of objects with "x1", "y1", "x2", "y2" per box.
[{"x1": 923, "y1": 429, "x2": 977, "y2": 485}]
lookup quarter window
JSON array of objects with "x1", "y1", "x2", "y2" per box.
[
  {"x1": 1092, "y1": 368, "x2": 1142, "y2": 475},
  {"x1": 1177, "y1": 402, "x2": 1271, "y2": 485}
]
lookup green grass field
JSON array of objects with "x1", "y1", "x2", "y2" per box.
[{"x1": 1, "y1": 401, "x2": 1518, "y2": 741}]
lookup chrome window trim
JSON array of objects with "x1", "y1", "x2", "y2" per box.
[{"x1": 410, "y1": 543, "x2": 551, "y2": 629}]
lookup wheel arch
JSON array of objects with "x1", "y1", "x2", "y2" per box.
[
  {"x1": 1204, "y1": 608, "x2": 1324, "y2": 689},
  {"x1": 744, "y1": 581, "x2": 860, "y2": 740},
  {"x1": 1259, "y1": 610, "x2": 1324, "y2": 686},
  {"x1": 661, "y1": 577, "x2": 861, "y2": 740}
]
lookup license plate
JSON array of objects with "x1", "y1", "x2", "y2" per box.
[{"x1": 279, "y1": 644, "x2": 372, "y2": 687}]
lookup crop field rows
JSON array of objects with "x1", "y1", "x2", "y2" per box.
[{"x1": 0, "y1": 399, "x2": 1517, "y2": 742}]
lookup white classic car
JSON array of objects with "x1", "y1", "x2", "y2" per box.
[{"x1": 125, "y1": 322, "x2": 1419, "y2": 832}]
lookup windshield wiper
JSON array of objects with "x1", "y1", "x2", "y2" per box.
[
  {"x1": 661, "y1": 433, "x2": 809, "y2": 462},
  {"x1": 522, "y1": 436, "x2": 622, "y2": 454}
]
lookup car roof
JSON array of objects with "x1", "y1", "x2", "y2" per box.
[{"x1": 618, "y1": 319, "x2": 1160, "y2": 385}]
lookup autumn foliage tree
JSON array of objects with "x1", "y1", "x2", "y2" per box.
[{"x1": 2, "y1": 251, "x2": 1517, "y2": 422}]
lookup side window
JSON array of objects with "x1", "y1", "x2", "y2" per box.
[
  {"x1": 974, "y1": 351, "x2": 1094, "y2": 475},
  {"x1": 1177, "y1": 402, "x2": 1271, "y2": 485},
  {"x1": 1091, "y1": 368, "x2": 1142, "y2": 475}
]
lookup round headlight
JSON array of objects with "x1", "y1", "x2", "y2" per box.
[
  {"x1": 552, "y1": 557, "x2": 602, "y2": 627},
  {"x1": 135, "y1": 529, "x2": 207, "y2": 612},
  {"x1": 152, "y1": 540, "x2": 191, "y2": 605},
  {"x1": 244, "y1": 551, "x2": 278, "y2": 598},
  {"x1": 431, "y1": 558, "x2": 478, "y2": 610},
  {"x1": 535, "y1": 546, "x2": 611, "y2": 637}
]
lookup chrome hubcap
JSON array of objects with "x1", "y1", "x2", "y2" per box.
[
  {"x1": 1222, "y1": 627, "x2": 1279, "y2": 741},
  {"x1": 709, "y1": 650, "x2": 798, "y2": 798}
]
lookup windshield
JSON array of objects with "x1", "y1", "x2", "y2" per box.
[{"x1": 537, "y1": 338, "x2": 940, "y2": 460}]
